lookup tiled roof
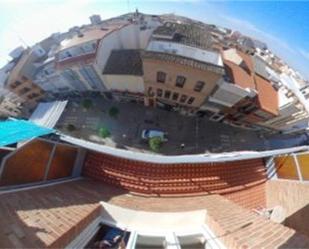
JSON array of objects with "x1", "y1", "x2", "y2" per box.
[
  {"x1": 103, "y1": 50, "x2": 143, "y2": 76},
  {"x1": 83, "y1": 151, "x2": 267, "y2": 209},
  {"x1": 223, "y1": 50, "x2": 256, "y2": 89},
  {"x1": 153, "y1": 22, "x2": 213, "y2": 50},
  {"x1": 255, "y1": 74, "x2": 279, "y2": 115},
  {"x1": 142, "y1": 51, "x2": 225, "y2": 75}
]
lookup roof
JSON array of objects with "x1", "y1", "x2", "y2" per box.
[
  {"x1": 59, "y1": 23, "x2": 127, "y2": 51},
  {"x1": 103, "y1": 50, "x2": 143, "y2": 76},
  {"x1": 255, "y1": 74, "x2": 279, "y2": 115},
  {"x1": 147, "y1": 40, "x2": 223, "y2": 67},
  {"x1": 29, "y1": 100, "x2": 68, "y2": 128},
  {"x1": 142, "y1": 51, "x2": 225, "y2": 75},
  {"x1": 152, "y1": 22, "x2": 214, "y2": 50},
  {"x1": 223, "y1": 50, "x2": 256, "y2": 89},
  {"x1": 0, "y1": 120, "x2": 54, "y2": 146},
  {"x1": 253, "y1": 55, "x2": 270, "y2": 79}
]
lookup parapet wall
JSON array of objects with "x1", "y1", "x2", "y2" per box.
[
  {"x1": 266, "y1": 179, "x2": 309, "y2": 238},
  {"x1": 0, "y1": 139, "x2": 78, "y2": 187}
]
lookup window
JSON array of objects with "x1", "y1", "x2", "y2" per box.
[
  {"x1": 157, "y1": 88, "x2": 163, "y2": 97},
  {"x1": 164, "y1": 90, "x2": 171, "y2": 99},
  {"x1": 172, "y1": 92, "x2": 179, "y2": 101},
  {"x1": 194, "y1": 81, "x2": 205, "y2": 92},
  {"x1": 176, "y1": 76, "x2": 186, "y2": 88},
  {"x1": 187, "y1": 97, "x2": 195, "y2": 105},
  {"x1": 180, "y1": 94, "x2": 188, "y2": 103},
  {"x1": 157, "y1": 71, "x2": 166, "y2": 83},
  {"x1": 79, "y1": 66, "x2": 103, "y2": 91}
]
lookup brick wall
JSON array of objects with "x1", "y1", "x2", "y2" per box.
[
  {"x1": 266, "y1": 180, "x2": 309, "y2": 238},
  {"x1": 83, "y1": 151, "x2": 267, "y2": 209}
]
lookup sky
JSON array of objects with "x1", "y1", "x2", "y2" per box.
[{"x1": 0, "y1": 0, "x2": 308, "y2": 79}]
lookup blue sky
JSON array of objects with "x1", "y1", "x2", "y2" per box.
[{"x1": 0, "y1": 0, "x2": 308, "y2": 79}]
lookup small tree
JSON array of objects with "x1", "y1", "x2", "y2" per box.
[
  {"x1": 67, "y1": 124, "x2": 76, "y2": 132},
  {"x1": 109, "y1": 106, "x2": 119, "y2": 118},
  {"x1": 149, "y1": 137, "x2": 162, "y2": 152},
  {"x1": 99, "y1": 126, "x2": 111, "y2": 138},
  {"x1": 82, "y1": 99, "x2": 93, "y2": 109}
]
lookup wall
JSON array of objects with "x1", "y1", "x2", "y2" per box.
[
  {"x1": 142, "y1": 58, "x2": 222, "y2": 108},
  {"x1": 83, "y1": 151, "x2": 267, "y2": 209},
  {"x1": 273, "y1": 152, "x2": 309, "y2": 181},
  {"x1": 102, "y1": 75, "x2": 144, "y2": 93},
  {"x1": 0, "y1": 139, "x2": 78, "y2": 187},
  {"x1": 266, "y1": 180, "x2": 309, "y2": 237}
]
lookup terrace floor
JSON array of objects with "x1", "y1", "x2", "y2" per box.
[
  {"x1": 2, "y1": 179, "x2": 309, "y2": 249},
  {"x1": 55, "y1": 96, "x2": 308, "y2": 155}
]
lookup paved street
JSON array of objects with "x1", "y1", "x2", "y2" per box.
[{"x1": 56, "y1": 96, "x2": 308, "y2": 155}]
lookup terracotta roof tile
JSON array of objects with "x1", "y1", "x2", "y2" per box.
[
  {"x1": 223, "y1": 50, "x2": 256, "y2": 90},
  {"x1": 255, "y1": 74, "x2": 279, "y2": 115}
]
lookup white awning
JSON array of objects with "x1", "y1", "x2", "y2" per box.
[{"x1": 29, "y1": 100, "x2": 68, "y2": 128}]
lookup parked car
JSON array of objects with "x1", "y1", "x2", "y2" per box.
[{"x1": 141, "y1": 129, "x2": 168, "y2": 141}]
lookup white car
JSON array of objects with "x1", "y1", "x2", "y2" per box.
[{"x1": 141, "y1": 129, "x2": 168, "y2": 141}]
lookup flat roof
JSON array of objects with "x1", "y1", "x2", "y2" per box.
[
  {"x1": 153, "y1": 22, "x2": 214, "y2": 50},
  {"x1": 142, "y1": 51, "x2": 224, "y2": 75},
  {"x1": 147, "y1": 40, "x2": 223, "y2": 67},
  {"x1": 103, "y1": 50, "x2": 143, "y2": 76}
]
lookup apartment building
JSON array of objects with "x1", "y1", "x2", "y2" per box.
[
  {"x1": 5, "y1": 47, "x2": 45, "y2": 109},
  {"x1": 0, "y1": 86, "x2": 23, "y2": 118},
  {"x1": 102, "y1": 50, "x2": 144, "y2": 102},
  {"x1": 54, "y1": 16, "x2": 160, "y2": 97},
  {"x1": 142, "y1": 22, "x2": 225, "y2": 115},
  {"x1": 203, "y1": 48, "x2": 279, "y2": 130},
  {"x1": 0, "y1": 63, "x2": 23, "y2": 118},
  {"x1": 34, "y1": 56, "x2": 76, "y2": 97},
  {"x1": 55, "y1": 27, "x2": 116, "y2": 93}
]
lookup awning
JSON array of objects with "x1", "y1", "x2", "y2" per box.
[
  {"x1": 0, "y1": 119, "x2": 54, "y2": 146},
  {"x1": 29, "y1": 100, "x2": 68, "y2": 128}
]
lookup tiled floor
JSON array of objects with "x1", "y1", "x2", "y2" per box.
[{"x1": 1, "y1": 179, "x2": 309, "y2": 249}]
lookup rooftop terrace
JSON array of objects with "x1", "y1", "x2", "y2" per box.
[{"x1": 152, "y1": 22, "x2": 214, "y2": 50}]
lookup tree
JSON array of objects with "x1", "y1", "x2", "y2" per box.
[
  {"x1": 109, "y1": 106, "x2": 119, "y2": 118},
  {"x1": 82, "y1": 99, "x2": 93, "y2": 109},
  {"x1": 149, "y1": 137, "x2": 162, "y2": 152},
  {"x1": 99, "y1": 126, "x2": 111, "y2": 138},
  {"x1": 66, "y1": 124, "x2": 76, "y2": 132}
]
